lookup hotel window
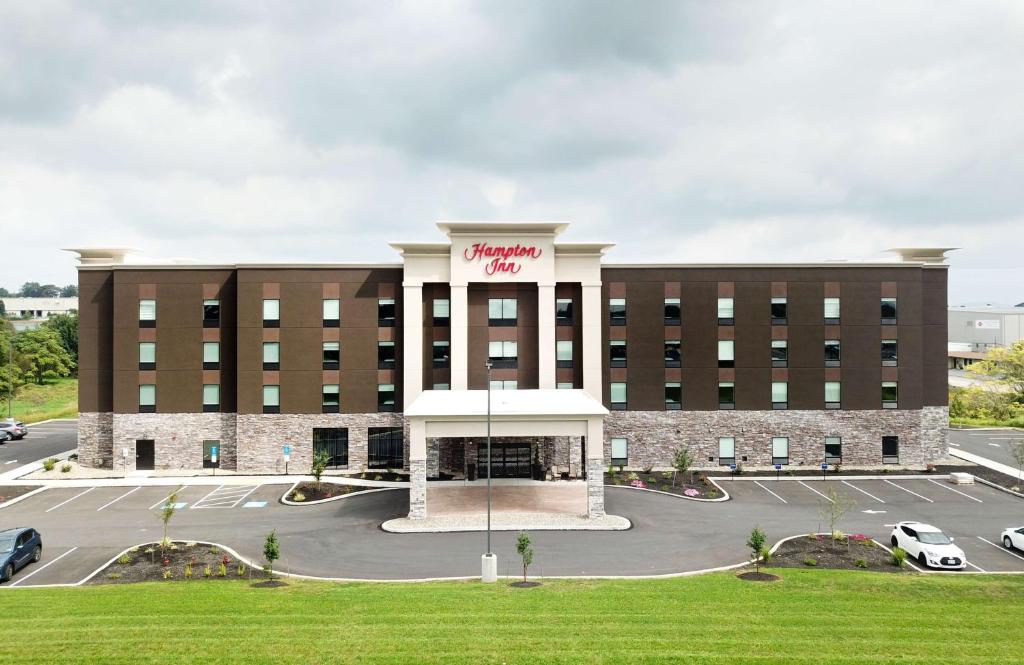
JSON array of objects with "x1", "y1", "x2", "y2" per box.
[
  {"x1": 322, "y1": 342, "x2": 340, "y2": 370},
  {"x1": 771, "y1": 297, "x2": 787, "y2": 325},
  {"x1": 433, "y1": 383, "x2": 450, "y2": 390},
  {"x1": 825, "y1": 381, "x2": 841, "y2": 409},
  {"x1": 262, "y1": 342, "x2": 280, "y2": 370},
  {"x1": 610, "y1": 438, "x2": 628, "y2": 467},
  {"x1": 377, "y1": 383, "x2": 396, "y2": 412},
  {"x1": 322, "y1": 384, "x2": 340, "y2": 413},
  {"x1": 824, "y1": 297, "x2": 840, "y2": 324},
  {"x1": 824, "y1": 339, "x2": 841, "y2": 367},
  {"x1": 488, "y1": 298, "x2": 517, "y2": 326},
  {"x1": 772, "y1": 437, "x2": 789, "y2": 466},
  {"x1": 263, "y1": 385, "x2": 280, "y2": 414},
  {"x1": 717, "y1": 340, "x2": 734, "y2": 368},
  {"x1": 881, "y1": 297, "x2": 897, "y2": 324},
  {"x1": 489, "y1": 380, "x2": 518, "y2": 390},
  {"x1": 556, "y1": 382, "x2": 573, "y2": 389},
  {"x1": 433, "y1": 299, "x2": 450, "y2": 326},
  {"x1": 609, "y1": 340, "x2": 627, "y2": 368},
  {"x1": 771, "y1": 340, "x2": 788, "y2": 368},
  {"x1": 488, "y1": 341, "x2": 518, "y2": 369},
  {"x1": 138, "y1": 342, "x2": 156, "y2": 370},
  {"x1": 665, "y1": 340, "x2": 681, "y2": 368},
  {"x1": 203, "y1": 342, "x2": 220, "y2": 370},
  {"x1": 664, "y1": 298, "x2": 681, "y2": 325},
  {"x1": 432, "y1": 341, "x2": 450, "y2": 368},
  {"x1": 202, "y1": 384, "x2": 220, "y2": 412},
  {"x1": 203, "y1": 299, "x2": 220, "y2": 328},
  {"x1": 718, "y1": 437, "x2": 736, "y2": 465},
  {"x1": 610, "y1": 382, "x2": 627, "y2": 410},
  {"x1": 881, "y1": 339, "x2": 898, "y2": 366},
  {"x1": 139, "y1": 384, "x2": 156, "y2": 413},
  {"x1": 665, "y1": 382, "x2": 682, "y2": 410},
  {"x1": 378, "y1": 341, "x2": 396, "y2": 369},
  {"x1": 139, "y1": 299, "x2": 156, "y2": 328},
  {"x1": 262, "y1": 299, "x2": 280, "y2": 328},
  {"x1": 717, "y1": 298, "x2": 734, "y2": 325},
  {"x1": 378, "y1": 298, "x2": 396, "y2": 327},
  {"x1": 825, "y1": 436, "x2": 842, "y2": 464},
  {"x1": 882, "y1": 381, "x2": 898, "y2": 409},
  {"x1": 609, "y1": 298, "x2": 626, "y2": 326},
  {"x1": 718, "y1": 382, "x2": 735, "y2": 409},
  {"x1": 882, "y1": 436, "x2": 900, "y2": 464},
  {"x1": 368, "y1": 427, "x2": 403, "y2": 468},
  {"x1": 555, "y1": 298, "x2": 573, "y2": 325},
  {"x1": 203, "y1": 440, "x2": 220, "y2": 469},
  {"x1": 323, "y1": 299, "x2": 340, "y2": 327},
  {"x1": 771, "y1": 381, "x2": 788, "y2": 409},
  {"x1": 313, "y1": 428, "x2": 348, "y2": 468},
  {"x1": 556, "y1": 340, "x2": 573, "y2": 368}
]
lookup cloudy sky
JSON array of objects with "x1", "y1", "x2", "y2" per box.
[{"x1": 2, "y1": 1, "x2": 1022, "y2": 304}]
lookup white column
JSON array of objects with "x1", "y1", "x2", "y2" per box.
[
  {"x1": 581, "y1": 284, "x2": 603, "y2": 399},
  {"x1": 409, "y1": 418, "x2": 427, "y2": 519},
  {"x1": 585, "y1": 416, "x2": 605, "y2": 517},
  {"x1": 537, "y1": 283, "x2": 556, "y2": 389},
  {"x1": 450, "y1": 284, "x2": 468, "y2": 390},
  {"x1": 402, "y1": 284, "x2": 423, "y2": 410}
]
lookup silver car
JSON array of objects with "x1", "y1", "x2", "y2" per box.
[{"x1": 0, "y1": 419, "x2": 27, "y2": 442}]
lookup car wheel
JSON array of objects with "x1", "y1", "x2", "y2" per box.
[
  {"x1": 1006, "y1": 537, "x2": 1014, "y2": 549},
  {"x1": 917, "y1": 552, "x2": 927, "y2": 567},
  {"x1": 2, "y1": 563, "x2": 12, "y2": 582},
  {"x1": 32, "y1": 546, "x2": 41, "y2": 563},
  {"x1": 890, "y1": 536, "x2": 898, "y2": 547}
]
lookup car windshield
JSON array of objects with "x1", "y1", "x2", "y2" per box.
[
  {"x1": 917, "y1": 532, "x2": 952, "y2": 545},
  {"x1": 0, "y1": 537, "x2": 14, "y2": 553}
]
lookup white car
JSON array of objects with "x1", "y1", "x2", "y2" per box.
[
  {"x1": 890, "y1": 521, "x2": 966, "y2": 570},
  {"x1": 1002, "y1": 526, "x2": 1024, "y2": 551}
]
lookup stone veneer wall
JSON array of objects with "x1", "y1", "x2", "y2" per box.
[
  {"x1": 77, "y1": 412, "x2": 114, "y2": 469},
  {"x1": 604, "y1": 408, "x2": 947, "y2": 471},
  {"x1": 111, "y1": 413, "x2": 238, "y2": 473}
]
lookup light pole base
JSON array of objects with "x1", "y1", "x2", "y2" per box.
[{"x1": 481, "y1": 553, "x2": 498, "y2": 583}]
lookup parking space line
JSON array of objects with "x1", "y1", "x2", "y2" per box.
[
  {"x1": 841, "y1": 481, "x2": 885, "y2": 503},
  {"x1": 96, "y1": 486, "x2": 142, "y2": 511},
  {"x1": 8, "y1": 548, "x2": 79, "y2": 587},
  {"x1": 44, "y1": 488, "x2": 95, "y2": 513},
  {"x1": 798, "y1": 481, "x2": 833, "y2": 502},
  {"x1": 926, "y1": 479, "x2": 983, "y2": 503},
  {"x1": 753, "y1": 481, "x2": 787, "y2": 503},
  {"x1": 883, "y1": 480, "x2": 933, "y2": 503},
  {"x1": 964, "y1": 560, "x2": 987, "y2": 573},
  {"x1": 189, "y1": 485, "x2": 225, "y2": 509},
  {"x1": 977, "y1": 537, "x2": 1024, "y2": 563},
  {"x1": 228, "y1": 485, "x2": 261, "y2": 508},
  {"x1": 148, "y1": 486, "x2": 187, "y2": 510}
]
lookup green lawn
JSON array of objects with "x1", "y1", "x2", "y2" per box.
[
  {"x1": 1, "y1": 571, "x2": 1021, "y2": 663},
  {"x1": 5, "y1": 376, "x2": 77, "y2": 423}
]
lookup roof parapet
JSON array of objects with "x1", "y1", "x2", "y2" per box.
[{"x1": 885, "y1": 248, "x2": 958, "y2": 264}]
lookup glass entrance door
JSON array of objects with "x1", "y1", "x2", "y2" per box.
[{"x1": 477, "y1": 443, "x2": 532, "y2": 479}]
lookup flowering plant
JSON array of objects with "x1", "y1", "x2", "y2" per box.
[
  {"x1": 629, "y1": 479, "x2": 647, "y2": 489},
  {"x1": 683, "y1": 488, "x2": 699, "y2": 497}
]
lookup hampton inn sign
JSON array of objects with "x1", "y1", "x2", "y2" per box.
[{"x1": 463, "y1": 242, "x2": 544, "y2": 275}]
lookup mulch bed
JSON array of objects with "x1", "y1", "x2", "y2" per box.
[
  {"x1": 335, "y1": 471, "x2": 408, "y2": 482},
  {"x1": 288, "y1": 481, "x2": 384, "y2": 502},
  {"x1": 0, "y1": 485, "x2": 41, "y2": 504},
  {"x1": 605, "y1": 472, "x2": 721, "y2": 499},
  {"x1": 90, "y1": 542, "x2": 270, "y2": 585},
  {"x1": 737, "y1": 571, "x2": 780, "y2": 582},
  {"x1": 768, "y1": 534, "x2": 911, "y2": 574},
  {"x1": 510, "y1": 581, "x2": 542, "y2": 588}
]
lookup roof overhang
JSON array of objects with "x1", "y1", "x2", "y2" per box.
[{"x1": 405, "y1": 389, "x2": 608, "y2": 420}]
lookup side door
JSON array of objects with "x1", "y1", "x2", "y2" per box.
[
  {"x1": 14, "y1": 533, "x2": 30, "y2": 568},
  {"x1": 900, "y1": 526, "x2": 919, "y2": 557},
  {"x1": 1015, "y1": 528, "x2": 1024, "y2": 550}
]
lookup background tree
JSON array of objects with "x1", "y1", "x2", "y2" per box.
[
  {"x1": 60, "y1": 284, "x2": 78, "y2": 297},
  {"x1": 14, "y1": 327, "x2": 73, "y2": 383},
  {"x1": 1009, "y1": 441, "x2": 1024, "y2": 481},
  {"x1": 0, "y1": 287, "x2": 9, "y2": 297},
  {"x1": 0, "y1": 322, "x2": 25, "y2": 406},
  {"x1": 0, "y1": 300, "x2": 5, "y2": 318},
  {"x1": 18, "y1": 282, "x2": 60, "y2": 298},
  {"x1": 747, "y1": 526, "x2": 766, "y2": 573},
  {"x1": 969, "y1": 340, "x2": 1024, "y2": 402},
  {"x1": 673, "y1": 446, "x2": 694, "y2": 487},
  {"x1": 43, "y1": 312, "x2": 78, "y2": 374},
  {"x1": 264, "y1": 530, "x2": 280, "y2": 579},
  {"x1": 516, "y1": 531, "x2": 534, "y2": 583}
]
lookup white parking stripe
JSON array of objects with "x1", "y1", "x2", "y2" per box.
[
  {"x1": 44, "y1": 488, "x2": 95, "y2": 513},
  {"x1": 883, "y1": 480, "x2": 933, "y2": 503},
  {"x1": 798, "y1": 481, "x2": 833, "y2": 502},
  {"x1": 964, "y1": 560, "x2": 987, "y2": 573},
  {"x1": 190, "y1": 484, "x2": 225, "y2": 508},
  {"x1": 8, "y1": 547, "x2": 79, "y2": 587},
  {"x1": 148, "y1": 486, "x2": 187, "y2": 510},
  {"x1": 926, "y1": 478, "x2": 983, "y2": 503},
  {"x1": 753, "y1": 481, "x2": 787, "y2": 503},
  {"x1": 228, "y1": 485, "x2": 261, "y2": 508},
  {"x1": 977, "y1": 537, "x2": 1024, "y2": 564},
  {"x1": 96, "y1": 486, "x2": 142, "y2": 511},
  {"x1": 841, "y1": 481, "x2": 885, "y2": 503}
]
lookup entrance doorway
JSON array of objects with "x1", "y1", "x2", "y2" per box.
[
  {"x1": 477, "y1": 443, "x2": 532, "y2": 479},
  {"x1": 136, "y1": 439, "x2": 155, "y2": 470}
]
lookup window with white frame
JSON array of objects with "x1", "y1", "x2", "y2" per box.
[
  {"x1": 717, "y1": 340, "x2": 734, "y2": 368},
  {"x1": 556, "y1": 382, "x2": 573, "y2": 389},
  {"x1": 202, "y1": 384, "x2": 219, "y2": 412},
  {"x1": 488, "y1": 298, "x2": 517, "y2": 326},
  {"x1": 138, "y1": 342, "x2": 156, "y2": 370},
  {"x1": 262, "y1": 385, "x2": 280, "y2": 413},
  {"x1": 262, "y1": 342, "x2": 280, "y2": 370},
  {"x1": 717, "y1": 297, "x2": 734, "y2": 324},
  {"x1": 772, "y1": 437, "x2": 789, "y2": 465},
  {"x1": 433, "y1": 299, "x2": 450, "y2": 326},
  {"x1": 556, "y1": 340, "x2": 573, "y2": 367},
  {"x1": 323, "y1": 299, "x2": 340, "y2": 327},
  {"x1": 139, "y1": 384, "x2": 156, "y2": 412},
  {"x1": 825, "y1": 381, "x2": 841, "y2": 409},
  {"x1": 488, "y1": 380, "x2": 518, "y2": 390},
  {"x1": 610, "y1": 438, "x2": 628, "y2": 467},
  {"x1": 203, "y1": 299, "x2": 220, "y2": 328},
  {"x1": 139, "y1": 299, "x2": 156, "y2": 327},
  {"x1": 824, "y1": 297, "x2": 840, "y2": 323},
  {"x1": 610, "y1": 382, "x2": 627, "y2": 409},
  {"x1": 488, "y1": 340, "x2": 518, "y2": 368},
  {"x1": 262, "y1": 299, "x2": 280, "y2": 327},
  {"x1": 203, "y1": 342, "x2": 220, "y2": 369},
  {"x1": 718, "y1": 437, "x2": 735, "y2": 465},
  {"x1": 771, "y1": 381, "x2": 788, "y2": 409}
]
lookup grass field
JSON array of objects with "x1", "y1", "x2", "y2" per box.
[
  {"x1": 1, "y1": 570, "x2": 1021, "y2": 663},
  {"x1": 6, "y1": 376, "x2": 77, "y2": 423}
]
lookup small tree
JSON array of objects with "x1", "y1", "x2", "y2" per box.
[
  {"x1": 159, "y1": 489, "x2": 180, "y2": 551},
  {"x1": 673, "y1": 447, "x2": 694, "y2": 487},
  {"x1": 747, "y1": 526, "x2": 766, "y2": 573},
  {"x1": 264, "y1": 530, "x2": 280, "y2": 579},
  {"x1": 516, "y1": 531, "x2": 534, "y2": 583},
  {"x1": 817, "y1": 487, "x2": 856, "y2": 548},
  {"x1": 311, "y1": 450, "x2": 329, "y2": 491},
  {"x1": 1010, "y1": 441, "x2": 1024, "y2": 481}
]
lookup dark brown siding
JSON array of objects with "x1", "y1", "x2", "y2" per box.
[
  {"x1": 467, "y1": 283, "x2": 538, "y2": 389},
  {"x1": 77, "y1": 269, "x2": 114, "y2": 412},
  {"x1": 421, "y1": 283, "x2": 451, "y2": 388},
  {"x1": 921, "y1": 268, "x2": 949, "y2": 406}
]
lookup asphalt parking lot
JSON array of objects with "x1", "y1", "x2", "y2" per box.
[
  {"x1": 0, "y1": 420, "x2": 78, "y2": 480},
  {"x1": 949, "y1": 428, "x2": 1024, "y2": 470},
  {"x1": 2, "y1": 470, "x2": 1022, "y2": 586}
]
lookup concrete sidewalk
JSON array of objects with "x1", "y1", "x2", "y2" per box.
[{"x1": 950, "y1": 448, "x2": 1024, "y2": 482}]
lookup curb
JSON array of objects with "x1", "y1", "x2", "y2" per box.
[
  {"x1": 605, "y1": 477, "x2": 730, "y2": 502},
  {"x1": 0, "y1": 486, "x2": 48, "y2": 510},
  {"x1": 973, "y1": 476, "x2": 1024, "y2": 500},
  {"x1": 280, "y1": 481, "x2": 400, "y2": 506},
  {"x1": 710, "y1": 473, "x2": 947, "y2": 482}
]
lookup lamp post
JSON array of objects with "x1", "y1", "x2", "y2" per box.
[{"x1": 481, "y1": 360, "x2": 497, "y2": 583}]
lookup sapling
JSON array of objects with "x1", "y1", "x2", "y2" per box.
[
  {"x1": 158, "y1": 488, "x2": 181, "y2": 552},
  {"x1": 311, "y1": 450, "x2": 329, "y2": 492},
  {"x1": 673, "y1": 447, "x2": 694, "y2": 487},
  {"x1": 747, "y1": 526, "x2": 766, "y2": 573},
  {"x1": 263, "y1": 530, "x2": 280, "y2": 579},
  {"x1": 516, "y1": 531, "x2": 534, "y2": 583}
]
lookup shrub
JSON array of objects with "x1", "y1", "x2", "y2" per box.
[
  {"x1": 698, "y1": 473, "x2": 709, "y2": 486},
  {"x1": 759, "y1": 546, "x2": 772, "y2": 565},
  {"x1": 184, "y1": 563, "x2": 193, "y2": 579},
  {"x1": 162, "y1": 569, "x2": 173, "y2": 580},
  {"x1": 925, "y1": 464, "x2": 937, "y2": 474},
  {"x1": 42, "y1": 458, "x2": 58, "y2": 472},
  {"x1": 144, "y1": 547, "x2": 156, "y2": 563},
  {"x1": 734, "y1": 463, "x2": 744, "y2": 476},
  {"x1": 373, "y1": 475, "x2": 383, "y2": 481},
  {"x1": 627, "y1": 472, "x2": 639, "y2": 482},
  {"x1": 661, "y1": 471, "x2": 673, "y2": 479},
  {"x1": 107, "y1": 572, "x2": 122, "y2": 580},
  {"x1": 129, "y1": 547, "x2": 139, "y2": 554},
  {"x1": 217, "y1": 563, "x2": 227, "y2": 577},
  {"x1": 707, "y1": 489, "x2": 718, "y2": 499},
  {"x1": 804, "y1": 558, "x2": 818, "y2": 567},
  {"x1": 891, "y1": 547, "x2": 907, "y2": 568},
  {"x1": 204, "y1": 565, "x2": 213, "y2": 578},
  {"x1": 291, "y1": 491, "x2": 306, "y2": 502},
  {"x1": 60, "y1": 463, "x2": 72, "y2": 473},
  {"x1": 117, "y1": 554, "x2": 132, "y2": 565},
  {"x1": 209, "y1": 547, "x2": 220, "y2": 554},
  {"x1": 221, "y1": 554, "x2": 231, "y2": 566},
  {"x1": 855, "y1": 559, "x2": 868, "y2": 568},
  {"x1": 237, "y1": 562, "x2": 247, "y2": 577}
]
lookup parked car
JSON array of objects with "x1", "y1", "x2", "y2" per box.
[
  {"x1": 1002, "y1": 526, "x2": 1024, "y2": 551},
  {"x1": 0, "y1": 419, "x2": 27, "y2": 441},
  {"x1": 890, "y1": 521, "x2": 966, "y2": 570},
  {"x1": 0, "y1": 527, "x2": 43, "y2": 583}
]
